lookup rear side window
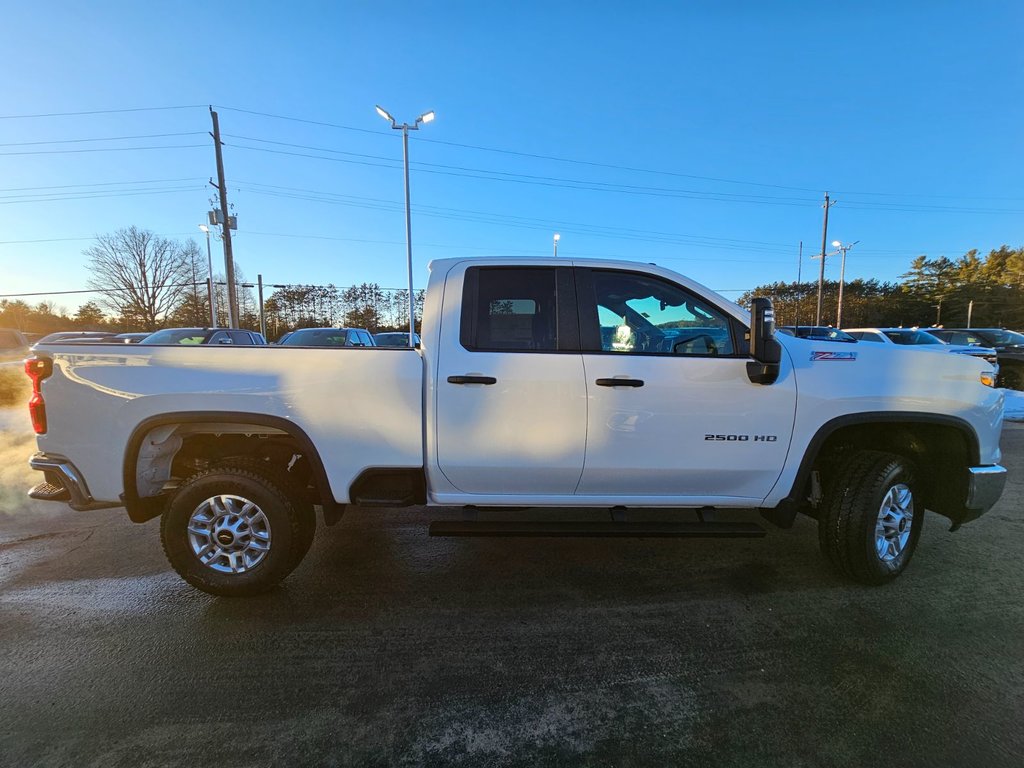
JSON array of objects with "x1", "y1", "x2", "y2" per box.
[{"x1": 460, "y1": 267, "x2": 560, "y2": 351}]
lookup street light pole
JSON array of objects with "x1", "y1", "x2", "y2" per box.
[
  {"x1": 832, "y1": 240, "x2": 859, "y2": 328},
  {"x1": 553, "y1": 233, "x2": 560, "y2": 257},
  {"x1": 376, "y1": 105, "x2": 435, "y2": 347},
  {"x1": 198, "y1": 224, "x2": 216, "y2": 327},
  {"x1": 816, "y1": 192, "x2": 835, "y2": 326}
]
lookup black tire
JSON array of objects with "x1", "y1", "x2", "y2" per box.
[
  {"x1": 160, "y1": 465, "x2": 314, "y2": 596},
  {"x1": 818, "y1": 450, "x2": 923, "y2": 585}
]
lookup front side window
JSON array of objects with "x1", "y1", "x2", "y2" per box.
[
  {"x1": 142, "y1": 329, "x2": 209, "y2": 345},
  {"x1": 585, "y1": 270, "x2": 735, "y2": 356},
  {"x1": 461, "y1": 267, "x2": 559, "y2": 351}
]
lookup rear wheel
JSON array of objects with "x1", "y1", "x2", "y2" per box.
[
  {"x1": 818, "y1": 450, "x2": 923, "y2": 584},
  {"x1": 160, "y1": 465, "x2": 314, "y2": 596}
]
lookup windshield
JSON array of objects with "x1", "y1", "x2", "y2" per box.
[
  {"x1": 883, "y1": 330, "x2": 943, "y2": 346},
  {"x1": 979, "y1": 329, "x2": 1024, "y2": 346},
  {"x1": 281, "y1": 329, "x2": 352, "y2": 347},
  {"x1": 141, "y1": 329, "x2": 210, "y2": 345}
]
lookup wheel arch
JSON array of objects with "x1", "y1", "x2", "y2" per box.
[
  {"x1": 782, "y1": 412, "x2": 980, "y2": 520},
  {"x1": 121, "y1": 411, "x2": 340, "y2": 523}
]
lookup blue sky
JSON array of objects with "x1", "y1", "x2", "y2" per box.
[{"x1": 1, "y1": 1, "x2": 1021, "y2": 311}]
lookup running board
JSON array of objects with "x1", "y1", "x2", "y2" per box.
[{"x1": 429, "y1": 521, "x2": 765, "y2": 538}]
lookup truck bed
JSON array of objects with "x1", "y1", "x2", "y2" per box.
[{"x1": 35, "y1": 344, "x2": 425, "y2": 504}]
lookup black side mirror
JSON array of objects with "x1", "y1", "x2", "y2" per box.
[{"x1": 746, "y1": 297, "x2": 781, "y2": 385}]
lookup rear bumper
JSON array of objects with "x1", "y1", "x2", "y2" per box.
[{"x1": 28, "y1": 452, "x2": 121, "y2": 511}]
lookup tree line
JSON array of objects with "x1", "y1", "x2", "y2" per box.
[
  {"x1": 1, "y1": 226, "x2": 425, "y2": 340},
  {"x1": 3, "y1": 227, "x2": 1020, "y2": 338},
  {"x1": 739, "y1": 245, "x2": 1024, "y2": 330}
]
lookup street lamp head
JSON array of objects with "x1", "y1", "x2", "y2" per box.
[
  {"x1": 831, "y1": 240, "x2": 842, "y2": 248},
  {"x1": 417, "y1": 110, "x2": 436, "y2": 125},
  {"x1": 553, "y1": 233, "x2": 561, "y2": 242},
  {"x1": 375, "y1": 105, "x2": 395, "y2": 124},
  {"x1": 199, "y1": 224, "x2": 209, "y2": 233}
]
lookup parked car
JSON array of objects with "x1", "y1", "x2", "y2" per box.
[
  {"x1": 274, "y1": 332, "x2": 294, "y2": 345},
  {"x1": 844, "y1": 327, "x2": 998, "y2": 371},
  {"x1": 110, "y1": 332, "x2": 152, "y2": 344},
  {"x1": 0, "y1": 328, "x2": 32, "y2": 362},
  {"x1": 373, "y1": 331, "x2": 420, "y2": 347},
  {"x1": 777, "y1": 326, "x2": 857, "y2": 342},
  {"x1": 922, "y1": 328, "x2": 1024, "y2": 389},
  {"x1": 279, "y1": 328, "x2": 376, "y2": 347},
  {"x1": 139, "y1": 328, "x2": 268, "y2": 346},
  {"x1": 35, "y1": 331, "x2": 117, "y2": 344}
]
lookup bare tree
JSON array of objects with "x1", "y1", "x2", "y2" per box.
[{"x1": 84, "y1": 226, "x2": 194, "y2": 330}]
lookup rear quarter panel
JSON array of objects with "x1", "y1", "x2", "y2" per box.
[{"x1": 36, "y1": 344, "x2": 424, "y2": 503}]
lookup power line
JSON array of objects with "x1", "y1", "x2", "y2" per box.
[
  {"x1": 0, "y1": 187, "x2": 205, "y2": 205},
  {"x1": 0, "y1": 144, "x2": 207, "y2": 157},
  {"x1": 215, "y1": 105, "x2": 1024, "y2": 203},
  {"x1": 0, "y1": 177, "x2": 205, "y2": 194},
  {"x1": 214, "y1": 105, "x2": 385, "y2": 136},
  {"x1": 0, "y1": 132, "x2": 207, "y2": 148},
  {"x1": 0, "y1": 105, "x2": 207, "y2": 119},
  {"x1": 4, "y1": 102, "x2": 1019, "y2": 204}
]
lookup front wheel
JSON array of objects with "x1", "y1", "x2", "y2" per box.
[
  {"x1": 818, "y1": 450, "x2": 923, "y2": 584},
  {"x1": 160, "y1": 465, "x2": 314, "y2": 596}
]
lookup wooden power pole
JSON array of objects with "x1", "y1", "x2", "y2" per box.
[{"x1": 210, "y1": 108, "x2": 238, "y2": 328}]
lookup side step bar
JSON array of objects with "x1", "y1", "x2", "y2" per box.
[{"x1": 429, "y1": 521, "x2": 765, "y2": 538}]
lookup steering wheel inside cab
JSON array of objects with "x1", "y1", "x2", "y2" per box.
[{"x1": 672, "y1": 333, "x2": 718, "y2": 356}]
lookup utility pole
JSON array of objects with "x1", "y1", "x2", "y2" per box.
[
  {"x1": 258, "y1": 274, "x2": 267, "y2": 339},
  {"x1": 209, "y1": 108, "x2": 238, "y2": 328},
  {"x1": 833, "y1": 240, "x2": 859, "y2": 329},
  {"x1": 815, "y1": 192, "x2": 834, "y2": 326},
  {"x1": 967, "y1": 299, "x2": 974, "y2": 329},
  {"x1": 794, "y1": 241, "x2": 803, "y2": 328}
]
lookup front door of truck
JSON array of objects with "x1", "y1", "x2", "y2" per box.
[
  {"x1": 434, "y1": 265, "x2": 587, "y2": 495},
  {"x1": 574, "y1": 267, "x2": 797, "y2": 502}
]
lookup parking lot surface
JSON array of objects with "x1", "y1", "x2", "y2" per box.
[{"x1": 1, "y1": 415, "x2": 1022, "y2": 767}]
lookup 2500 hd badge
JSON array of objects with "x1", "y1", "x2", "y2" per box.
[{"x1": 704, "y1": 434, "x2": 779, "y2": 442}]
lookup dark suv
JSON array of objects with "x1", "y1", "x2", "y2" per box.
[
  {"x1": 922, "y1": 328, "x2": 1024, "y2": 389},
  {"x1": 278, "y1": 328, "x2": 376, "y2": 347}
]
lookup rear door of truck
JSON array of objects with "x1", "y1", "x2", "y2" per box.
[{"x1": 433, "y1": 263, "x2": 588, "y2": 495}]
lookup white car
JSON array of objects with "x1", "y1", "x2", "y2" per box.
[{"x1": 844, "y1": 327, "x2": 999, "y2": 371}]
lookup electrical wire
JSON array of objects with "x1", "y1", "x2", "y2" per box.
[
  {"x1": 0, "y1": 132, "x2": 207, "y2": 147},
  {"x1": 0, "y1": 105, "x2": 207, "y2": 119}
]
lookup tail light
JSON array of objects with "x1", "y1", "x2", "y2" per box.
[{"x1": 25, "y1": 356, "x2": 53, "y2": 434}]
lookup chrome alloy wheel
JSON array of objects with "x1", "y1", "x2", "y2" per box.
[
  {"x1": 187, "y1": 495, "x2": 272, "y2": 574},
  {"x1": 875, "y1": 483, "x2": 914, "y2": 562}
]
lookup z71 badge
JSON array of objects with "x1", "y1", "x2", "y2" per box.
[{"x1": 811, "y1": 351, "x2": 857, "y2": 361}]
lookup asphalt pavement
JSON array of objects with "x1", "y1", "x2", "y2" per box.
[{"x1": 1, "y1": 422, "x2": 1022, "y2": 767}]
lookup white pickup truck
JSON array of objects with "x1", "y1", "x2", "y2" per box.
[{"x1": 24, "y1": 257, "x2": 1006, "y2": 595}]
